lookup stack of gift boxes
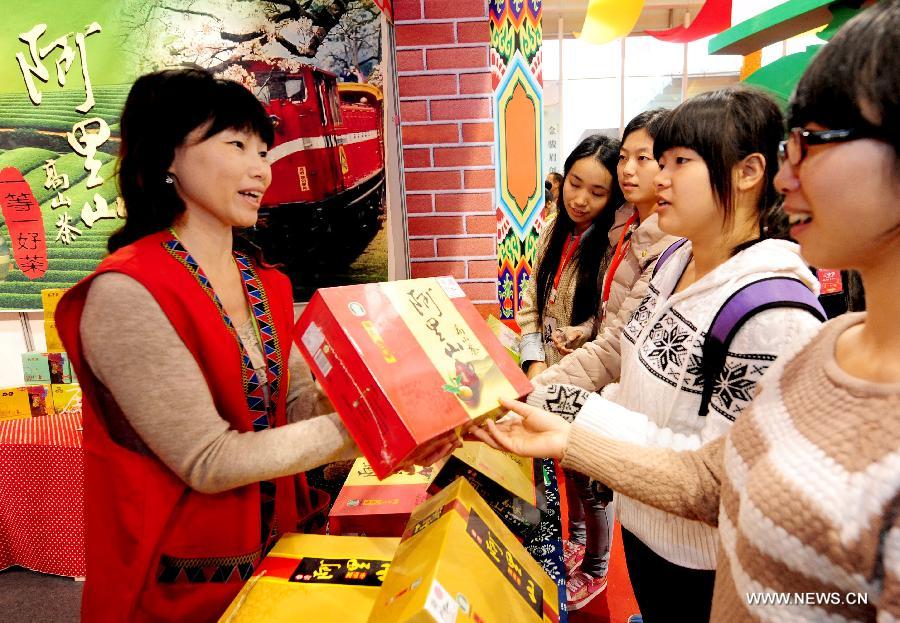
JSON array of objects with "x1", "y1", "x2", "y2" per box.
[
  {"x1": 221, "y1": 278, "x2": 562, "y2": 623},
  {"x1": 0, "y1": 289, "x2": 81, "y2": 421}
]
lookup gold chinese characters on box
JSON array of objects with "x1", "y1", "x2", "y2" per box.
[
  {"x1": 368, "y1": 478, "x2": 560, "y2": 623},
  {"x1": 219, "y1": 533, "x2": 399, "y2": 623}
]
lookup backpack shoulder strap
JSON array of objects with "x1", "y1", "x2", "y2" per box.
[
  {"x1": 652, "y1": 238, "x2": 689, "y2": 278},
  {"x1": 698, "y1": 277, "x2": 827, "y2": 418}
]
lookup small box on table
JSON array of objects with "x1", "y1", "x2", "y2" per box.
[
  {"x1": 41, "y1": 288, "x2": 65, "y2": 319},
  {"x1": 329, "y1": 457, "x2": 438, "y2": 538},
  {"x1": 51, "y1": 384, "x2": 81, "y2": 414},
  {"x1": 294, "y1": 277, "x2": 531, "y2": 479},
  {"x1": 0, "y1": 385, "x2": 55, "y2": 420},
  {"x1": 44, "y1": 319, "x2": 64, "y2": 352},
  {"x1": 22, "y1": 352, "x2": 51, "y2": 385},
  {"x1": 219, "y1": 533, "x2": 399, "y2": 622},
  {"x1": 368, "y1": 478, "x2": 560, "y2": 623}
]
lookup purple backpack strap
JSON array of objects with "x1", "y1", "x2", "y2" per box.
[
  {"x1": 698, "y1": 277, "x2": 826, "y2": 417},
  {"x1": 652, "y1": 238, "x2": 689, "y2": 278}
]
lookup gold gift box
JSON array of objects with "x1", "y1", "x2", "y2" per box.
[{"x1": 369, "y1": 478, "x2": 559, "y2": 623}]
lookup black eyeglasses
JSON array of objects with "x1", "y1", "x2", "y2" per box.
[{"x1": 778, "y1": 127, "x2": 878, "y2": 167}]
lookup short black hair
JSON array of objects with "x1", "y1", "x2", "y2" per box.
[
  {"x1": 788, "y1": 0, "x2": 899, "y2": 159},
  {"x1": 109, "y1": 68, "x2": 274, "y2": 253},
  {"x1": 653, "y1": 87, "x2": 784, "y2": 238},
  {"x1": 622, "y1": 108, "x2": 670, "y2": 143}
]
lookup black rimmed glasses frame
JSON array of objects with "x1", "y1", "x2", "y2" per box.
[{"x1": 778, "y1": 127, "x2": 878, "y2": 167}]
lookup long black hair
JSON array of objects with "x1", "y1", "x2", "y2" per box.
[
  {"x1": 536, "y1": 134, "x2": 623, "y2": 326},
  {"x1": 653, "y1": 87, "x2": 787, "y2": 251},
  {"x1": 108, "y1": 68, "x2": 274, "y2": 253}
]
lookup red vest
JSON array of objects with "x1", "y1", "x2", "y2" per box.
[{"x1": 57, "y1": 231, "x2": 303, "y2": 622}]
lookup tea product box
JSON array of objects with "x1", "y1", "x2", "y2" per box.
[
  {"x1": 44, "y1": 318, "x2": 64, "y2": 352},
  {"x1": 368, "y1": 478, "x2": 560, "y2": 623},
  {"x1": 22, "y1": 352, "x2": 51, "y2": 385},
  {"x1": 486, "y1": 314, "x2": 521, "y2": 365},
  {"x1": 294, "y1": 277, "x2": 531, "y2": 478},
  {"x1": 41, "y1": 288, "x2": 65, "y2": 319},
  {"x1": 26, "y1": 385, "x2": 54, "y2": 417},
  {"x1": 219, "y1": 533, "x2": 399, "y2": 623},
  {"x1": 48, "y1": 352, "x2": 72, "y2": 384},
  {"x1": 0, "y1": 387, "x2": 33, "y2": 421},
  {"x1": 51, "y1": 384, "x2": 82, "y2": 414},
  {"x1": 330, "y1": 457, "x2": 438, "y2": 538},
  {"x1": 429, "y1": 441, "x2": 546, "y2": 540}
]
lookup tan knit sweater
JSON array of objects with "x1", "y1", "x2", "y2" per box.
[{"x1": 563, "y1": 313, "x2": 900, "y2": 621}]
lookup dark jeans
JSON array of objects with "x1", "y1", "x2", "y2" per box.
[
  {"x1": 621, "y1": 528, "x2": 715, "y2": 623},
  {"x1": 565, "y1": 470, "x2": 614, "y2": 577}
]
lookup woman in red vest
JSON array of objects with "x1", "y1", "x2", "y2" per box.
[{"x1": 56, "y1": 69, "x2": 454, "y2": 622}]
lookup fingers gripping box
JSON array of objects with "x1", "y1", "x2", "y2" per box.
[
  {"x1": 294, "y1": 277, "x2": 531, "y2": 479},
  {"x1": 219, "y1": 533, "x2": 399, "y2": 623},
  {"x1": 367, "y1": 478, "x2": 560, "y2": 623}
]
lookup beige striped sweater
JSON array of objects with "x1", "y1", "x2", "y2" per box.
[{"x1": 563, "y1": 312, "x2": 900, "y2": 621}]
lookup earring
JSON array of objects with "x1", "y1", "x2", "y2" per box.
[{"x1": 165, "y1": 174, "x2": 174, "y2": 184}]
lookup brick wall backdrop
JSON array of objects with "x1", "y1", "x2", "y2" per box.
[{"x1": 394, "y1": 0, "x2": 498, "y2": 318}]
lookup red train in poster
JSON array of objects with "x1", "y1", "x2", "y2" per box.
[{"x1": 248, "y1": 63, "x2": 385, "y2": 281}]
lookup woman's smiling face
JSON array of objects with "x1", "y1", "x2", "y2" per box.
[{"x1": 562, "y1": 156, "x2": 614, "y2": 234}]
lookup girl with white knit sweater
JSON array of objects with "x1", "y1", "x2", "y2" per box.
[
  {"x1": 486, "y1": 87, "x2": 826, "y2": 622},
  {"x1": 477, "y1": 3, "x2": 900, "y2": 621}
]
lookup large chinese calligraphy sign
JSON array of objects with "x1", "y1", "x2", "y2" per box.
[
  {"x1": 492, "y1": 0, "x2": 543, "y2": 326},
  {"x1": 0, "y1": 1, "x2": 390, "y2": 310},
  {"x1": 293, "y1": 277, "x2": 532, "y2": 479},
  {"x1": 220, "y1": 532, "x2": 398, "y2": 622},
  {"x1": 0, "y1": 3, "x2": 129, "y2": 310}
]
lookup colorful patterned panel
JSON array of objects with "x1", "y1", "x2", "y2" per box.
[{"x1": 493, "y1": 0, "x2": 542, "y2": 329}]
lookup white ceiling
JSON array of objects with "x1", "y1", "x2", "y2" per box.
[{"x1": 542, "y1": 0, "x2": 709, "y2": 39}]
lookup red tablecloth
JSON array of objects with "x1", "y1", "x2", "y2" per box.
[{"x1": 0, "y1": 412, "x2": 85, "y2": 577}]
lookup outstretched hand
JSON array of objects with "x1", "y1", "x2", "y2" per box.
[{"x1": 469, "y1": 397, "x2": 570, "y2": 460}]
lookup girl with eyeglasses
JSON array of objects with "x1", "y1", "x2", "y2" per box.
[{"x1": 476, "y1": 1, "x2": 900, "y2": 620}]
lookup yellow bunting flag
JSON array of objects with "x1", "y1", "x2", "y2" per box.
[{"x1": 576, "y1": 0, "x2": 644, "y2": 46}]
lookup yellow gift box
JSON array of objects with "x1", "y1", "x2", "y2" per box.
[
  {"x1": 429, "y1": 441, "x2": 546, "y2": 539},
  {"x1": 51, "y1": 384, "x2": 82, "y2": 414},
  {"x1": 44, "y1": 318, "x2": 64, "y2": 352},
  {"x1": 41, "y1": 288, "x2": 65, "y2": 319},
  {"x1": 220, "y1": 533, "x2": 399, "y2": 623},
  {"x1": 368, "y1": 478, "x2": 560, "y2": 623},
  {"x1": 0, "y1": 387, "x2": 33, "y2": 421}
]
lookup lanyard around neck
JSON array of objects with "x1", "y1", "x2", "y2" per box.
[
  {"x1": 602, "y1": 211, "x2": 640, "y2": 308},
  {"x1": 550, "y1": 232, "x2": 582, "y2": 303}
]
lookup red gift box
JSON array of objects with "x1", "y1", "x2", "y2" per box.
[
  {"x1": 329, "y1": 458, "x2": 439, "y2": 537},
  {"x1": 294, "y1": 277, "x2": 531, "y2": 478}
]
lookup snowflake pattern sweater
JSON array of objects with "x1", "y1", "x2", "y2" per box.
[{"x1": 542, "y1": 238, "x2": 824, "y2": 570}]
